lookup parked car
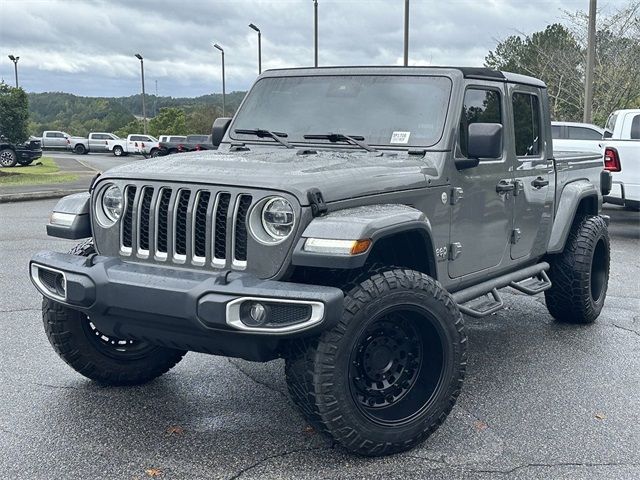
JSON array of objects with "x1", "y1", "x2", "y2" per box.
[
  {"x1": 106, "y1": 134, "x2": 160, "y2": 157},
  {"x1": 69, "y1": 132, "x2": 120, "y2": 154},
  {"x1": 158, "y1": 134, "x2": 215, "y2": 156},
  {"x1": 37, "y1": 131, "x2": 73, "y2": 150},
  {"x1": 158, "y1": 135, "x2": 186, "y2": 143},
  {"x1": 551, "y1": 121, "x2": 604, "y2": 152},
  {"x1": 602, "y1": 109, "x2": 640, "y2": 210},
  {"x1": 31, "y1": 66, "x2": 611, "y2": 457},
  {"x1": 0, "y1": 134, "x2": 42, "y2": 167}
]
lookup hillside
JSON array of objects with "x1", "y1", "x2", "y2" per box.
[{"x1": 27, "y1": 91, "x2": 247, "y2": 137}]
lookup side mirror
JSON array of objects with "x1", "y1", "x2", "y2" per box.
[
  {"x1": 457, "y1": 123, "x2": 503, "y2": 169},
  {"x1": 211, "y1": 117, "x2": 232, "y2": 148}
]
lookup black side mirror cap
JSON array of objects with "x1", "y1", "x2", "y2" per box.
[
  {"x1": 455, "y1": 123, "x2": 503, "y2": 170},
  {"x1": 211, "y1": 117, "x2": 232, "y2": 148},
  {"x1": 467, "y1": 123, "x2": 503, "y2": 160}
]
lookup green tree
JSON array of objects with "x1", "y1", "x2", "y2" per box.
[
  {"x1": 0, "y1": 82, "x2": 30, "y2": 142},
  {"x1": 148, "y1": 107, "x2": 187, "y2": 137},
  {"x1": 487, "y1": 2, "x2": 640, "y2": 125},
  {"x1": 185, "y1": 105, "x2": 223, "y2": 134},
  {"x1": 486, "y1": 24, "x2": 583, "y2": 121}
]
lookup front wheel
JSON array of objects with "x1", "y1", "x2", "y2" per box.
[
  {"x1": 41, "y1": 240, "x2": 186, "y2": 385},
  {"x1": 0, "y1": 148, "x2": 17, "y2": 167},
  {"x1": 286, "y1": 269, "x2": 467, "y2": 456},
  {"x1": 545, "y1": 215, "x2": 610, "y2": 324}
]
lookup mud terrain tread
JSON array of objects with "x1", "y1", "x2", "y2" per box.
[
  {"x1": 286, "y1": 269, "x2": 466, "y2": 456},
  {"x1": 41, "y1": 239, "x2": 186, "y2": 386},
  {"x1": 545, "y1": 215, "x2": 609, "y2": 324}
]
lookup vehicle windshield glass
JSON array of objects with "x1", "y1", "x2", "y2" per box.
[{"x1": 231, "y1": 75, "x2": 452, "y2": 147}]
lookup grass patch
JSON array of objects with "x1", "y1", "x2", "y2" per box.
[{"x1": 0, "y1": 157, "x2": 78, "y2": 186}]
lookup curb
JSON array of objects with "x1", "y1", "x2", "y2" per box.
[{"x1": 0, "y1": 188, "x2": 87, "y2": 204}]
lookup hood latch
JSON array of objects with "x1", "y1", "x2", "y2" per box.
[{"x1": 307, "y1": 188, "x2": 328, "y2": 217}]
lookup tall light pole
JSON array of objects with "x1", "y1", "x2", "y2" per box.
[
  {"x1": 134, "y1": 53, "x2": 148, "y2": 134},
  {"x1": 154, "y1": 79, "x2": 158, "y2": 117},
  {"x1": 583, "y1": 0, "x2": 597, "y2": 123},
  {"x1": 213, "y1": 44, "x2": 226, "y2": 116},
  {"x1": 8, "y1": 55, "x2": 19, "y2": 88},
  {"x1": 403, "y1": 0, "x2": 410, "y2": 66},
  {"x1": 249, "y1": 23, "x2": 262, "y2": 74},
  {"x1": 313, "y1": 0, "x2": 319, "y2": 67}
]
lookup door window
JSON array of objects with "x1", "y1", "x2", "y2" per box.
[
  {"x1": 568, "y1": 126, "x2": 602, "y2": 140},
  {"x1": 631, "y1": 115, "x2": 640, "y2": 140},
  {"x1": 512, "y1": 93, "x2": 541, "y2": 157},
  {"x1": 459, "y1": 88, "x2": 502, "y2": 157}
]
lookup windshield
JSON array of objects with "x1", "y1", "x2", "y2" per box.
[{"x1": 232, "y1": 75, "x2": 452, "y2": 147}]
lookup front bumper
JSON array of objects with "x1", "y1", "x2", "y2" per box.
[{"x1": 29, "y1": 251, "x2": 343, "y2": 361}]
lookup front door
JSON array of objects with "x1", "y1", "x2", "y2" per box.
[
  {"x1": 508, "y1": 86, "x2": 554, "y2": 260},
  {"x1": 449, "y1": 84, "x2": 514, "y2": 279}
]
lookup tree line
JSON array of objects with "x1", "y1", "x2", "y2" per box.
[
  {"x1": 27, "y1": 91, "x2": 247, "y2": 138},
  {"x1": 486, "y1": 1, "x2": 640, "y2": 126}
]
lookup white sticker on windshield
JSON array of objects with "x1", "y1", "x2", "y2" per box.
[{"x1": 390, "y1": 131, "x2": 411, "y2": 144}]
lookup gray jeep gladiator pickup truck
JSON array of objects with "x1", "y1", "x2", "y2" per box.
[{"x1": 30, "y1": 67, "x2": 612, "y2": 456}]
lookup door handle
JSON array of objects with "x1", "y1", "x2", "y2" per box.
[
  {"x1": 496, "y1": 180, "x2": 515, "y2": 194},
  {"x1": 531, "y1": 177, "x2": 549, "y2": 189}
]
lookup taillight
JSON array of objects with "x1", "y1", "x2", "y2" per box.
[
  {"x1": 195, "y1": 144, "x2": 201, "y2": 151},
  {"x1": 604, "y1": 147, "x2": 621, "y2": 172}
]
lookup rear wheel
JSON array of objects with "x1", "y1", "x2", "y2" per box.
[
  {"x1": 74, "y1": 144, "x2": 86, "y2": 154},
  {"x1": 113, "y1": 145, "x2": 124, "y2": 157},
  {"x1": 545, "y1": 215, "x2": 610, "y2": 324},
  {"x1": 0, "y1": 148, "x2": 17, "y2": 167},
  {"x1": 286, "y1": 269, "x2": 466, "y2": 456},
  {"x1": 42, "y1": 240, "x2": 187, "y2": 385}
]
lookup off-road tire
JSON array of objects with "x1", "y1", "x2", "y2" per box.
[
  {"x1": 545, "y1": 215, "x2": 610, "y2": 324},
  {"x1": 0, "y1": 148, "x2": 17, "y2": 167},
  {"x1": 113, "y1": 145, "x2": 124, "y2": 157},
  {"x1": 285, "y1": 269, "x2": 467, "y2": 456},
  {"x1": 42, "y1": 239, "x2": 187, "y2": 385}
]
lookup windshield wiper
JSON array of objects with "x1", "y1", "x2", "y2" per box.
[
  {"x1": 234, "y1": 128, "x2": 294, "y2": 149},
  {"x1": 303, "y1": 133, "x2": 377, "y2": 152}
]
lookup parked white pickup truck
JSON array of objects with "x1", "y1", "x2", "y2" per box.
[
  {"x1": 106, "y1": 134, "x2": 160, "y2": 157},
  {"x1": 603, "y1": 109, "x2": 640, "y2": 210},
  {"x1": 70, "y1": 132, "x2": 120, "y2": 154}
]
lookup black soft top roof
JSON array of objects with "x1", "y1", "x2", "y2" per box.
[{"x1": 262, "y1": 66, "x2": 546, "y2": 89}]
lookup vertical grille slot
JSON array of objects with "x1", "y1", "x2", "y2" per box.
[
  {"x1": 193, "y1": 191, "x2": 211, "y2": 260},
  {"x1": 233, "y1": 194, "x2": 253, "y2": 264},
  {"x1": 138, "y1": 187, "x2": 154, "y2": 253},
  {"x1": 174, "y1": 190, "x2": 191, "y2": 257},
  {"x1": 121, "y1": 186, "x2": 137, "y2": 251},
  {"x1": 156, "y1": 188, "x2": 172, "y2": 256},
  {"x1": 214, "y1": 193, "x2": 231, "y2": 262}
]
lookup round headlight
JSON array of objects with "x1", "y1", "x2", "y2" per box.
[
  {"x1": 261, "y1": 197, "x2": 295, "y2": 240},
  {"x1": 102, "y1": 185, "x2": 123, "y2": 223}
]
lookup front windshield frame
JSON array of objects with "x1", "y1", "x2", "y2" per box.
[{"x1": 229, "y1": 74, "x2": 453, "y2": 148}]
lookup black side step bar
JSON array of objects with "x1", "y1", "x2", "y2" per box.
[{"x1": 452, "y1": 262, "x2": 551, "y2": 318}]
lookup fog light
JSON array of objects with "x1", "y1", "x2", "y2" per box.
[{"x1": 240, "y1": 301, "x2": 268, "y2": 327}]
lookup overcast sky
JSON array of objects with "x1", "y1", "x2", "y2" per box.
[{"x1": 0, "y1": 0, "x2": 629, "y2": 98}]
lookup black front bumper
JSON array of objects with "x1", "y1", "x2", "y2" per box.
[
  {"x1": 16, "y1": 148, "x2": 42, "y2": 161},
  {"x1": 30, "y1": 251, "x2": 344, "y2": 361}
]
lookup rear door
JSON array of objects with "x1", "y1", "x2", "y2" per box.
[{"x1": 508, "y1": 85, "x2": 554, "y2": 260}]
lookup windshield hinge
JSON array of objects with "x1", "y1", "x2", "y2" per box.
[{"x1": 307, "y1": 188, "x2": 328, "y2": 217}]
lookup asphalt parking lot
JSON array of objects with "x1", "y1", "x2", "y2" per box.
[{"x1": 0, "y1": 201, "x2": 638, "y2": 480}]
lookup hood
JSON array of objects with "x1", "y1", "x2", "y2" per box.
[{"x1": 102, "y1": 148, "x2": 436, "y2": 204}]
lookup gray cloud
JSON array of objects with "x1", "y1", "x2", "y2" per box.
[{"x1": 0, "y1": 0, "x2": 628, "y2": 97}]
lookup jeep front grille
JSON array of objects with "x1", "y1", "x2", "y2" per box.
[{"x1": 119, "y1": 185, "x2": 253, "y2": 269}]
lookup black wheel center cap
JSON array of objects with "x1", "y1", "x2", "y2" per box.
[{"x1": 365, "y1": 344, "x2": 395, "y2": 375}]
